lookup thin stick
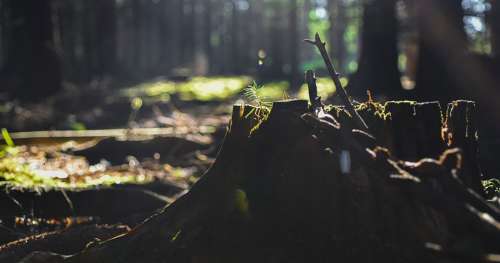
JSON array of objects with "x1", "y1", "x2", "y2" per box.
[
  {"x1": 305, "y1": 70, "x2": 323, "y2": 117},
  {"x1": 305, "y1": 33, "x2": 368, "y2": 131},
  {"x1": 305, "y1": 70, "x2": 320, "y2": 106}
]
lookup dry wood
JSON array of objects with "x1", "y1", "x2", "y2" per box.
[
  {"x1": 305, "y1": 33, "x2": 368, "y2": 131},
  {"x1": 8, "y1": 127, "x2": 214, "y2": 147},
  {"x1": 0, "y1": 224, "x2": 130, "y2": 262},
  {"x1": 7, "y1": 100, "x2": 499, "y2": 263}
]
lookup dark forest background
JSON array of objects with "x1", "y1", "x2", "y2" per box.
[
  {"x1": 0, "y1": 0, "x2": 499, "y2": 184},
  {"x1": 0, "y1": 0, "x2": 498, "y2": 103}
]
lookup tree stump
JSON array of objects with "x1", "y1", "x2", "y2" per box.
[{"x1": 10, "y1": 100, "x2": 500, "y2": 263}]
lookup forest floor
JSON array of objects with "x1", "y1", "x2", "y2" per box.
[
  {"x1": 0, "y1": 76, "x2": 342, "y2": 246},
  {"x1": 0, "y1": 77, "x2": 500, "y2": 262}
]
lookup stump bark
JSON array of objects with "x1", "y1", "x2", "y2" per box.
[{"x1": 11, "y1": 100, "x2": 500, "y2": 263}]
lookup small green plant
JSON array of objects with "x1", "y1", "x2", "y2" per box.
[
  {"x1": 1, "y1": 128, "x2": 14, "y2": 147},
  {"x1": 242, "y1": 81, "x2": 272, "y2": 120},
  {"x1": 243, "y1": 81, "x2": 271, "y2": 107},
  {"x1": 482, "y1": 179, "x2": 500, "y2": 199},
  {"x1": 0, "y1": 128, "x2": 17, "y2": 158}
]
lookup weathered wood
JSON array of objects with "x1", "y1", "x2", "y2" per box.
[
  {"x1": 73, "y1": 136, "x2": 210, "y2": 164},
  {"x1": 59, "y1": 104, "x2": 259, "y2": 262},
  {"x1": 414, "y1": 101, "x2": 445, "y2": 158},
  {"x1": 0, "y1": 224, "x2": 130, "y2": 262},
  {"x1": 354, "y1": 100, "x2": 445, "y2": 160},
  {"x1": 444, "y1": 100, "x2": 484, "y2": 195},
  {"x1": 7, "y1": 127, "x2": 214, "y2": 147},
  {"x1": 8, "y1": 100, "x2": 498, "y2": 263},
  {"x1": 0, "y1": 187, "x2": 172, "y2": 223}
]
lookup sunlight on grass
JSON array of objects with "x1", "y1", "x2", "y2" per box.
[
  {"x1": 0, "y1": 157, "x2": 57, "y2": 188},
  {"x1": 122, "y1": 76, "x2": 252, "y2": 102},
  {"x1": 123, "y1": 76, "x2": 347, "y2": 103},
  {"x1": 297, "y1": 77, "x2": 347, "y2": 100},
  {"x1": 0, "y1": 146, "x2": 148, "y2": 190},
  {"x1": 253, "y1": 81, "x2": 290, "y2": 100}
]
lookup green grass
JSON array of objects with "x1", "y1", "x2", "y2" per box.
[
  {"x1": 0, "y1": 128, "x2": 148, "y2": 189},
  {"x1": 297, "y1": 77, "x2": 346, "y2": 100},
  {"x1": 0, "y1": 152, "x2": 145, "y2": 190},
  {"x1": 122, "y1": 76, "x2": 348, "y2": 105},
  {"x1": 122, "y1": 76, "x2": 252, "y2": 102}
]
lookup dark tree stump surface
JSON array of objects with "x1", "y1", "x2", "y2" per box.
[{"x1": 3, "y1": 100, "x2": 499, "y2": 263}]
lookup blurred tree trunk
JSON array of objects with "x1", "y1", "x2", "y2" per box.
[
  {"x1": 82, "y1": 0, "x2": 96, "y2": 81},
  {"x1": 300, "y1": 0, "x2": 313, "y2": 64},
  {"x1": 181, "y1": 0, "x2": 195, "y2": 69},
  {"x1": 203, "y1": 0, "x2": 213, "y2": 74},
  {"x1": 251, "y1": 0, "x2": 265, "y2": 81},
  {"x1": 348, "y1": 0, "x2": 402, "y2": 99},
  {"x1": 231, "y1": 0, "x2": 241, "y2": 74},
  {"x1": 95, "y1": 0, "x2": 117, "y2": 77},
  {"x1": 415, "y1": 0, "x2": 467, "y2": 103},
  {"x1": 211, "y1": 0, "x2": 223, "y2": 75},
  {"x1": 4, "y1": 0, "x2": 62, "y2": 100},
  {"x1": 328, "y1": 0, "x2": 346, "y2": 71},
  {"x1": 0, "y1": 0, "x2": 6, "y2": 70},
  {"x1": 238, "y1": 3, "x2": 252, "y2": 75},
  {"x1": 157, "y1": 0, "x2": 169, "y2": 74},
  {"x1": 132, "y1": 0, "x2": 143, "y2": 76},
  {"x1": 268, "y1": 2, "x2": 286, "y2": 80},
  {"x1": 171, "y1": 0, "x2": 183, "y2": 73},
  {"x1": 489, "y1": 0, "x2": 500, "y2": 57},
  {"x1": 146, "y1": 0, "x2": 157, "y2": 73},
  {"x1": 289, "y1": 0, "x2": 300, "y2": 90},
  {"x1": 59, "y1": 0, "x2": 77, "y2": 81}
]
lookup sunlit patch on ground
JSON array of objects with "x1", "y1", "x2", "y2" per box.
[
  {"x1": 122, "y1": 76, "x2": 252, "y2": 102},
  {"x1": 298, "y1": 77, "x2": 346, "y2": 100},
  {"x1": 0, "y1": 145, "x2": 199, "y2": 190}
]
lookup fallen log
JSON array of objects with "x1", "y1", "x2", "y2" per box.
[
  {"x1": 0, "y1": 224, "x2": 129, "y2": 262},
  {"x1": 0, "y1": 186, "x2": 172, "y2": 224},
  {"x1": 8, "y1": 127, "x2": 215, "y2": 146}
]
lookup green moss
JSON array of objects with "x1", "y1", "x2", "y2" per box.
[{"x1": 234, "y1": 188, "x2": 250, "y2": 216}]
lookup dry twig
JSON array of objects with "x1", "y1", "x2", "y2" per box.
[{"x1": 305, "y1": 33, "x2": 368, "y2": 131}]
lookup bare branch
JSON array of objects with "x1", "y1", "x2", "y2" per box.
[{"x1": 304, "y1": 33, "x2": 369, "y2": 131}]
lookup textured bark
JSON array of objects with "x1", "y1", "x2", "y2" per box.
[
  {"x1": 0, "y1": 224, "x2": 130, "y2": 262},
  {"x1": 9, "y1": 100, "x2": 499, "y2": 263},
  {"x1": 444, "y1": 100, "x2": 484, "y2": 195}
]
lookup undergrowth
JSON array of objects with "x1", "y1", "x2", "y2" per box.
[
  {"x1": 0, "y1": 129, "x2": 147, "y2": 190},
  {"x1": 122, "y1": 76, "x2": 252, "y2": 102},
  {"x1": 483, "y1": 179, "x2": 500, "y2": 199}
]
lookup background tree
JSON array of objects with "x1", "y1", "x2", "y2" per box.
[
  {"x1": 96, "y1": 0, "x2": 117, "y2": 78},
  {"x1": 489, "y1": 0, "x2": 500, "y2": 56},
  {"x1": 289, "y1": 0, "x2": 300, "y2": 89},
  {"x1": 2, "y1": 0, "x2": 62, "y2": 100},
  {"x1": 328, "y1": 0, "x2": 346, "y2": 71},
  {"x1": 414, "y1": 0, "x2": 468, "y2": 103},
  {"x1": 0, "y1": 0, "x2": 496, "y2": 103},
  {"x1": 348, "y1": 0, "x2": 402, "y2": 99}
]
